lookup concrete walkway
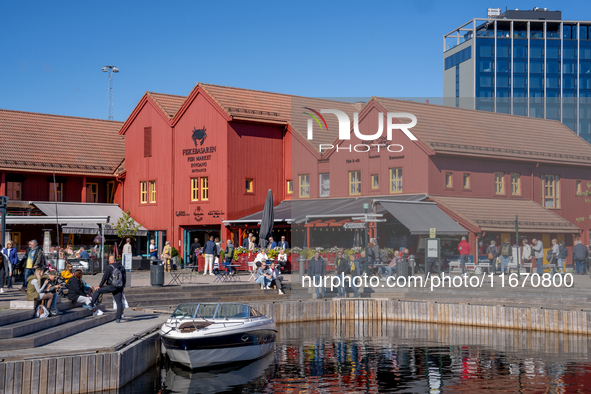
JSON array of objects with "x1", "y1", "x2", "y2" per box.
[{"x1": 0, "y1": 310, "x2": 168, "y2": 362}]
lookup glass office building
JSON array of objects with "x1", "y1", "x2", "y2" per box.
[{"x1": 443, "y1": 9, "x2": 591, "y2": 143}]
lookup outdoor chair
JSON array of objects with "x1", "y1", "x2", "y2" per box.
[{"x1": 247, "y1": 261, "x2": 257, "y2": 281}]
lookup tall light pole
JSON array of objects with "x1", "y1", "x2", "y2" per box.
[{"x1": 101, "y1": 65, "x2": 119, "y2": 120}]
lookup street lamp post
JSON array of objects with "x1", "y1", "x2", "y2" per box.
[
  {"x1": 363, "y1": 203, "x2": 369, "y2": 269},
  {"x1": 101, "y1": 65, "x2": 119, "y2": 120}
]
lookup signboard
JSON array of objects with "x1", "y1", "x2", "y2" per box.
[
  {"x1": 122, "y1": 253, "x2": 133, "y2": 271},
  {"x1": 426, "y1": 238, "x2": 439, "y2": 258},
  {"x1": 343, "y1": 223, "x2": 366, "y2": 229},
  {"x1": 429, "y1": 228, "x2": 436, "y2": 238}
]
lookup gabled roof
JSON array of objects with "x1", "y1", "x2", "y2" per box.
[
  {"x1": 374, "y1": 97, "x2": 591, "y2": 166},
  {"x1": 147, "y1": 92, "x2": 186, "y2": 119},
  {"x1": 0, "y1": 109, "x2": 124, "y2": 176},
  {"x1": 431, "y1": 195, "x2": 581, "y2": 233}
]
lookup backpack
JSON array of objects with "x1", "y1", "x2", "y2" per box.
[
  {"x1": 110, "y1": 266, "x2": 124, "y2": 288},
  {"x1": 500, "y1": 243, "x2": 511, "y2": 257}
]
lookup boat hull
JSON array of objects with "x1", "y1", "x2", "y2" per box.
[{"x1": 162, "y1": 328, "x2": 276, "y2": 369}]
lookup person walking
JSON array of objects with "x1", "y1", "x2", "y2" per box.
[
  {"x1": 573, "y1": 240, "x2": 589, "y2": 275},
  {"x1": 335, "y1": 250, "x2": 350, "y2": 298},
  {"x1": 162, "y1": 241, "x2": 172, "y2": 273},
  {"x1": 549, "y1": 239, "x2": 560, "y2": 273},
  {"x1": 203, "y1": 235, "x2": 216, "y2": 276},
  {"x1": 458, "y1": 236, "x2": 471, "y2": 275},
  {"x1": 224, "y1": 240, "x2": 235, "y2": 274},
  {"x1": 2, "y1": 241, "x2": 17, "y2": 290},
  {"x1": 90, "y1": 255, "x2": 126, "y2": 323},
  {"x1": 531, "y1": 238, "x2": 544, "y2": 275},
  {"x1": 20, "y1": 240, "x2": 45, "y2": 292},
  {"x1": 486, "y1": 240, "x2": 498, "y2": 274},
  {"x1": 307, "y1": 251, "x2": 326, "y2": 299},
  {"x1": 499, "y1": 238, "x2": 512, "y2": 274},
  {"x1": 0, "y1": 246, "x2": 5, "y2": 294},
  {"x1": 557, "y1": 241, "x2": 568, "y2": 274},
  {"x1": 122, "y1": 238, "x2": 133, "y2": 255},
  {"x1": 149, "y1": 239, "x2": 158, "y2": 260},
  {"x1": 521, "y1": 239, "x2": 532, "y2": 273},
  {"x1": 190, "y1": 238, "x2": 201, "y2": 269}
]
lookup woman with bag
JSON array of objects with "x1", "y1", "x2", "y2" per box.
[
  {"x1": 162, "y1": 241, "x2": 172, "y2": 273},
  {"x1": 27, "y1": 268, "x2": 55, "y2": 315},
  {"x1": 486, "y1": 240, "x2": 498, "y2": 274}
]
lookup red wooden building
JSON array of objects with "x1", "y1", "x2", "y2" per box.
[
  {"x1": 0, "y1": 109, "x2": 134, "y2": 253},
  {"x1": 118, "y1": 82, "x2": 591, "y2": 267}
]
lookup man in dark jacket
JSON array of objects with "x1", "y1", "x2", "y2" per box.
[
  {"x1": 20, "y1": 240, "x2": 45, "y2": 292},
  {"x1": 573, "y1": 240, "x2": 589, "y2": 274},
  {"x1": 307, "y1": 252, "x2": 326, "y2": 299},
  {"x1": 67, "y1": 269, "x2": 93, "y2": 309},
  {"x1": 242, "y1": 233, "x2": 253, "y2": 249},
  {"x1": 278, "y1": 236, "x2": 289, "y2": 249},
  {"x1": 557, "y1": 241, "x2": 568, "y2": 274},
  {"x1": 90, "y1": 255, "x2": 126, "y2": 323},
  {"x1": 335, "y1": 251, "x2": 350, "y2": 298},
  {"x1": 189, "y1": 238, "x2": 201, "y2": 271}
]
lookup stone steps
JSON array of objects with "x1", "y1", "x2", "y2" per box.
[
  {"x1": 0, "y1": 310, "x2": 35, "y2": 327},
  {"x1": 0, "y1": 308, "x2": 93, "y2": 339},
  {"x1": 0, "y1": 312, "x2": 116, "y2": 351}
]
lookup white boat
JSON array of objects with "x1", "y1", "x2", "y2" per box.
[{"x1": 159, "y1": 302, "x2": 277, "y2": 369}]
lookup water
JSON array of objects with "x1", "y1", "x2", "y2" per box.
[{"x1": 123, "y1": 321, "x2": 591, "y2": 393}]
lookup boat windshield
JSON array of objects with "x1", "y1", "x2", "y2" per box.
[
  {"x1": 171, "y1": 304, "x2": 198, "y2": 319},
  {"x1": 170, "y1": 303, "x2": 261, "y2": 319}
]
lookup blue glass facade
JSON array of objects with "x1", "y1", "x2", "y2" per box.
[{"x1": 447, "y1": 18, "x2": 591, "y2": 143}]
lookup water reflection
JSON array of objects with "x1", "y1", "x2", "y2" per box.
[{"x1": 131, "y1": 321, "x2": 591, "y2": 393}]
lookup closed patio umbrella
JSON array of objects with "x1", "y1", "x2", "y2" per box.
[{"x1": 258, "y1": 189, "x2": 274, "y2": 249}]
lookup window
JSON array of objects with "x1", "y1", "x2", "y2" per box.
[
  {"x1": 7, "y1": 181, "x2": 21, "y2": 200},
  {"x1": 445, "y1": 172, "x2": 453, "y2": 188},
  {"x1": 494, "y1": 172, "x2": 505, "y2": 194},
  {"x1": 9, "y1": 232, "x2": 21, "y2": 251},
  {"x1": 543, "y1": 175, "x2": 560, "y2": 208},
  {"x1": 511, "y1": 173, "x2": 521, "y2": 195},
  {"x1": 371, "y1": 174, "x2": 379, "y2": 189},
  {"x1": 299, "y1": 174, "x2": 310, "y2": 198},
  {"x1": 349, "y1": 171, "x2": 361, "y2": 195},
  {"x1": 319, "y1": 173, "x2": 330, "y2": 197},
  {"x1": 191, "y1": 178, "x2": 199, "y2": 201},
  {"x1": 149, "y1": 181, "x2": 156, "y2": 203},
  {"x1": 201, "y1": 177, "x2": 209, "y2": 201},
  {"x1": 106, "y1": 181, "x2": 115, "y2": 203},
  {"x1": 86, "y1": 183, "x2": 98, "y2": 203},
  {"x1": 144, "y1": 127, "x2": 152, "y2": 157},
  {"x1": 49, "y1": 182, "x2": 64, "y2": 202},
  {"x1": 286, "y1": 180, "x2": 293, "y2": 195},
  {"x1": 463, "y1": 173, "x2": 471, "y2": 189},
  {"x1": 245, "y1": 178, "x2": 254, "y2": 193},
  {"x1": 140, "y1": 182, "x2": 147, "y2": 203},
  {"x1": 576, "y1": 180, "x2": 583, "y2": 195},
  {"x1": 389, "y1": 168, "x2": 403, "y2": 193}
]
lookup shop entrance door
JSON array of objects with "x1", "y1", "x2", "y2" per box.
[{"x1": 183, "y1": 228, "x2": 220, "y2": 267}]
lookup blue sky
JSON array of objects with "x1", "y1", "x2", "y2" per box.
[{"x1": 2, "y1": 0, "x2": 590, "y2": 121}]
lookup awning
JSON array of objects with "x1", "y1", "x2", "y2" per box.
[
  {"x1": 29, "y1": 202, "x2": 148, "y2": 236},
  {"x1": 224, "y1": 194, "x2": 428, "y2": 225},
  {"x1": 377, "y1": 200, "x2": 467, "y2": 235},
  {"x1": 430, "y1": 196, "x2": 581, "y2": 234}
]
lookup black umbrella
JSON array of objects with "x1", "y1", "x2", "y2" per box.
[
  {"x1": 353, "y1": 229, "x2": 362, "y2": 248},
  {"x1": 258, "y1": 189, "x2": 274, "y2": 249}
]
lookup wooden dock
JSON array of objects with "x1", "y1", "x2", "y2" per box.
[{"x1": 245, "y1": 298, "x2": 591, "y2": 334}]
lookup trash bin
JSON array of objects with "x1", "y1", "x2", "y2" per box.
[
  {"x1": 151, "y1": 260, "x2": 164, "y2": 287},
  {"x1": 398, "y1": 258, "x2": 410, "y2": 279}
]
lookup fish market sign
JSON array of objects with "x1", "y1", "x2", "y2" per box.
[{"x1": 183, "y1": 126, "x2": 217, "y2": 173}]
